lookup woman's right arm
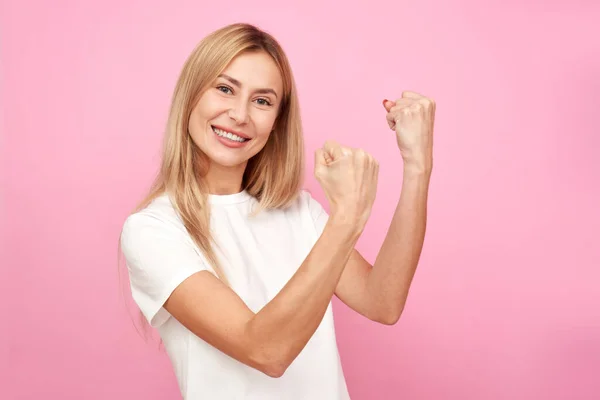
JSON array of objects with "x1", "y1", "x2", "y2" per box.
[
  {"x1": 160, "y1": 141, "x2": 378, "y2": 378},
  {"x1": 164, "y1": 213, "x2": 362, "y2": 378}
]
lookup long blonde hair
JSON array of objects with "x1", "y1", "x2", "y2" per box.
[{"x1": 120, "y1": 23, "x2": 304, "y2": 292}]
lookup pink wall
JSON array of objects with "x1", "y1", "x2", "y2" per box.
[{"x1": 2, "y1": 0, "x2": 599, "y2": 399}]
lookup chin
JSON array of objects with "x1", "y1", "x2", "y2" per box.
[
  {"x1": 203, "y1": 142, "x2": 261, "y2": 169},
  {"x1": 208, "y1": 152, "x2": 250, "y2": 168}
]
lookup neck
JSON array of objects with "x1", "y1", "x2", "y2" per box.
[{"x1": 204, "y1": 161, "x2": 247, "y2": 195}]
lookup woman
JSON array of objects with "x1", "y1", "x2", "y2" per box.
[{"x1": 120, "y1": 22, "x2": 435, "y2": 399}]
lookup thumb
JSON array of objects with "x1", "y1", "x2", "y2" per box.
[{"x1": 382, "y1": 99, "x2": 395, "y2": 112}]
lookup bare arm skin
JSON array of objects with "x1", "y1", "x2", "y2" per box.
[
  {"x1": 164, "y1": 213, "x2": 363, "y2": 378},
  {"x1": 334, "y1": 168, "x2": 431, "y2": 325},
  {"x1": 162, "y1": 140, "x2": 378, "y2": 378},
  {"x1": 334, "y1": 91, "x2": 435, "y2": 324}
]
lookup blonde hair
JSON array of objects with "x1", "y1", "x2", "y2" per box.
[{"x1": 119, "y1": 23, "x2": 304, "y2": 308}]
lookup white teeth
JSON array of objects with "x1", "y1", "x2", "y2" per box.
[{"x1": 212, "y1": 127, "x2": 247, "y2": 142}]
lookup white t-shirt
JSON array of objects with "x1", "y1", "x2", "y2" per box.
[{"x1": 120, "y1": 189, "x2": 351, "y2": 399}]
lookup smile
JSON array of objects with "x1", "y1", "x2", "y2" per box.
[{"x1": 211, "y1": 126, "x2": 250, "y2": 143}]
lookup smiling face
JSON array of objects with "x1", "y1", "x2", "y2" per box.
[{"x1": 188, "y1": 51, "x2": 283, "y2": 175}]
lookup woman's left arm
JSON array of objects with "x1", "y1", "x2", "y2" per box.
[{"x1": 334, "y1": 91, "x2": 435, "y2": 325}]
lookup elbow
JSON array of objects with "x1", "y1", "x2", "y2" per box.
[
  {"x1": 259, "y1": 359, "x2": 289, "y2": 378},
  {"x1": 375, "y1": 306, "x2": 404, "y2": 326},
  {"x1": 262, "y1": 364, "x2": 288, "y2": 378},
  {"x1": 244, "y1": 322, "x2": 295, "y2": 378},
  {"x1": 248, "y1": 347, "x2": 293, "y2": 378},
  {"x1": 379, "y1": 313, "x2": 401, "y2": 325}
]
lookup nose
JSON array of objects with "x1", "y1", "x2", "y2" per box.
[{"x1": 227, "y1": 99, "x2": 249, "y2": 125}]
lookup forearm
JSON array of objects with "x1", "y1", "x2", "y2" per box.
[
  {"x1": 246, "y1": 214, "x2": 362, "y2": 373},
  {"x1": 368, "y1": 168, "x2": 431, "y2": 322}
]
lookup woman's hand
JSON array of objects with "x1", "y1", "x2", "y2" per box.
[
  {"x1": 383, "y1": 91, "x2": 436, "y2": 174},
  {"x1": 314, "y1": 140, "x2": 379, "y2": 228}
]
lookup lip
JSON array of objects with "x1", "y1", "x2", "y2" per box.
[
  {"x1": 211, "y1": 124, "x2": 251, "y2": 140},
  {"x1": 211, "y1": 125, "x2": 250, "y2": 149}
]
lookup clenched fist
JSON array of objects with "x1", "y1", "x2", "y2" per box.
[
  {"x1": 383, "y1": 91, "x2": 435, "y2": 172},
  {"x1": 314, "y1": 140, "x2": 379, "y2": 227}
]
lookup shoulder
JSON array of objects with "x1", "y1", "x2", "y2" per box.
[
  {"x1": 120, "y1": 193, "x2": 191, "y2": 257},
  {"x1": 121, "y1": 193, "x2": 180, "y2": 233},
  {"x1": 119, "y1": 194, "x2": 215, "y2": 328}
]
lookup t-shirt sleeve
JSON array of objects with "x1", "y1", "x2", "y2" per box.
[
  {"x1": 120, "y1": 212, "x2": 215, "y2": 328},
  {"x1": 304, "y1": 190, "x2": 330, "y2": 238}
]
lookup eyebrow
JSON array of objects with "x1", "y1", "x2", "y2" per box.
[{"x1": 218, "y1": 74, "x2": 278, "y2": 98}]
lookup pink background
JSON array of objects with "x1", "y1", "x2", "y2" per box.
[{"x1": 2, "y1": 0, "x2": 599, "y2": 399}]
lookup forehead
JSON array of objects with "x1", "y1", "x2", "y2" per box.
[{"x1": 219, "y1": 51, "x2": 283, "y2": 94}]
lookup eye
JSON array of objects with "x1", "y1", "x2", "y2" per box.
[
  {"x1": 216, "y1": 85, "x2": 233, "y2": 94},
  {"x1": 255, "y1": 98, "x2": 272, "y2": 106}
]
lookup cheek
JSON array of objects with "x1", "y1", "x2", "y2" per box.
[
  {"x1": 254, "y1": 112, "x2": 278, "y2": 139},
  {"x1": 187, "y1": 111, "x2": 205, "y2": 146},
  {"x1": 188, "y1": 95, "x2": 221, "y2": 134}
]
